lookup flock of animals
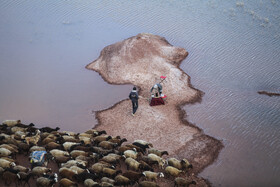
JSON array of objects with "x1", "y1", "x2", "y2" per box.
[{"x1": 0, "y1": 120, "x2": 196, "y2": 187}]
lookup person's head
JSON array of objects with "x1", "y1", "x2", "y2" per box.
[
  {"x1": 133, "y1": 86, "x2": 137, "y2": 90},
  {"x1": 154, "y1": 84, "x2": 158, "y2": 89}
]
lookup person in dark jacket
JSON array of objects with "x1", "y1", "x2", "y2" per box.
[{"x1": 129, "y1": 86, "x2": 139, "y2": 116}]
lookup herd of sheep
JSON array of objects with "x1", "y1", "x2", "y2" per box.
[{"x1": 0, "y1": 120, "x2": 196, "y2": 187}]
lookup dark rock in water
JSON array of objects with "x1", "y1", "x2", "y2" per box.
[{"x1": 258, "y1": 91, "x2": 280, "y2": 97}]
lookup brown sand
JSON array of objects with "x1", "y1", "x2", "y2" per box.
[{"x1": 86, "y1": 33, "x2": 224, "y2": 186}]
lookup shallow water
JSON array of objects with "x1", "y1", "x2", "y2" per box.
[{"x1": 0, "y1": 0, "x2": 279, "y2": 186}]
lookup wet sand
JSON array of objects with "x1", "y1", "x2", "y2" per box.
[{"x1": 86, "y1": 33, "x2": 224, "y2": 186}]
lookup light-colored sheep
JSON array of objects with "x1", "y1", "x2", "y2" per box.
[
  {"x1": 147, "y1": 153, "x2": 165, "y2": 168},
  {"x1": 101, "y1": 176, "x2": 115, "y2": 184},
  {"x1": 63, "y1": 142, "x2": 78, "y2": 151},
  {"x1": 165, "y1": 166, "x2": 183, "y2": 177},
  {"x1": 124, "y1": 149, "x2": 139, "y2": 159},
  {"x1": 2, "y1": 120, "x2": 21, "y2": 127},
  {"x1": 36, "y1": 176, "x2": 58, "y2": 187},
  {"x1": 84, "y1": 178, "x2": 99, "y2": 187},
  {"x1": 142, "y1": 171, "x2": 164, "y2": 181},
  {"x1": 32, "y1": 166, "x2": 51, "y2": 177},
  {"x1": 0, "y1": 147, "x2": 12, "y2": 157},
  {"x1": 29, "y1": 146, "x2": 46, "y2": 153},
  {"x1": 125, "y1": 157, "x2": 141, "y2": 171},
  {"x1": 0, "y1": 158, "x2": 16, "y2": 168},
  {"x1": 69, "y1": 165, "x2": 87, "y2": 174},
  {"x1": 167, "y1": 158, "x2": 193, "y2": 171},
  {"x1": 50, "y1": 149, "x2": 70, "y2": 158},
  {"x1": 61, "y1": 159, "x2": 87, "y2": 168},
  {"x1": 148, "y1": 148, "x2": 168, "y2": 157},
  {"x1": 25, "y1": 130, "x2": 41, "y2": 145},
  {"x1": 70, "y1": 150, "x2": 87, "y2": 158}
]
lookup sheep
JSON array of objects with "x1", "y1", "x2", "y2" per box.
[
  {"x1": 61, "y1": 159, "x2": 87, "y2": 168},
  {"x1": 142, "y1": 171, "x2": 164, "y2": 181},
  {"x1": 0, "y1": 158, "x2": 16, "y2": 168},
  {"x1": 36, "y1": 176, "x2": 58, "y2": 187},
  {"x1": 54, "y1": 155, "x2": 71, "y2": 167},
  {"x1": 14, "y1": 131, "x2": 27, "y2": 140},
  {"x1": 125, "y1": 144, "x2": 145, "y2": 154},
  {"x1": 174, "y1": 177, "x2": 197, "y2": 187},
  {"x1": 11, "y1": 126, "x2": 26, "y2": 133},
  {"x1": 123, "y1": 149, "x2": 139, "y2": 160},
  {"x1": 139, "y1": 181, "x2": 159, "y2": 187},
  {"x1": 148, "y1": 148, "x2": 168, "y2": 157},
  {"x1": 59, "y1": 178, "x2": 78, "y2": 187},
  {"x1": 138, "y1": 160, "x2": 154, "y2": 171},
  {"x1": 100, "y1": 154, "x2": 120, "y2": 166},
  {"x1": 165, "y1": 166, "x2": 183, "y2": 177},
  {"x1": 90, "y1": 162, "x2": 115, "y2": 174},
  {"x1": 85, "y1": 129, "x2": 107, "y2": 136},
  {"x1": 1, "y1": 157, "x2": 16, "y2": 163},
  {"x1": 70, "y1": 144, "x2": 93, "y2": 152},
  {"x1": 59, "y1": 167, "x2": 77, "y2": 180},
  {"x1": 122, "y1": 170, "x2": 145, "y2": 183},
  {"x1": 167, "y1": 158, "x2": 193, "y2": 171},
  {"x1": 91, "y1": 146, "x2": 114, "y2": 155},
  {"x1": 73, "y1": 170, "x2": 98, "y2": 183},
  {"x1": 114, "y1": 174, "x2": 133, "y2": 186},
  {"x1": 109, "y1": 137, "x2": 127, "y2": 145},
  {"x1": 78, "y1": 136, "x2": 91, "y2": 145},
  {"x1": 42, "y1": 137, "x2": 56, "y2": 145},
  {"x1": 118, "y1": 145, "x2": 135, "y2": 154},
  {"x1": 18, "y1": 142, "x2": 30, "y2": 155},
  {"x1": 29, "y1": 146, "x2": 46, "y2": 153},
  {"x1": 63, "y1": 142, "x2": 79, "y2": 151},
  {"x1": 147, "y1": 153, "x2": 166, "y2": 168},
  {"x1": 93, "y1": 135, "x2": 112, "y2": 144},
  {"x1": 100, "y1": 181, "x2": 114, "y2": 187},
  {"x1": 70, "y1": 150, "x2": 88, "y2": 158},
  {"x1": 13, "y1": 165, "x2": 30, "y2": 172},
  {"x1": 32, "y1": 166, "x2": 51, "y2": 178},
  {"x1": 0, "y1": 144, "x2": 19, "y2": 153},
  {"x1": 2, "y1": 170, "x2": 20, "y2": 186},
  {"x1": 40, "y1": 126, "x2": 60, "y2": 133},
  {"x1": 84, "y1": 178, "x2": 100, "y2": 187},
  {"x1": 133, "y1": 140, "x2": 153, "y2": 150},
  {"x1": 101, "y1": 176, "x2": 115, "y2": 184},
  {"x1": 18, "y1": 171, "x2": 33, "y2": 187},
  {"x1": 50, "y1": 149, "x2": 70, "y2": 158},
  {"x1": 2, "y1": 120, "x2": 21, "y2": 127},
  {"x1": 62, "y1": 135, "x2": 80, "y2": 143},
  {"x1": 98, "y1": 141, "x2": 118, "y2": 150},
  {"x1": 0, "y1": 147, "x2": 12, "y2": 157},
  {"x1": 69, "y1": 165, "x2": 88, "y2": 174},
  {"x1": 45, "y1": 141, "x2": 62, "y2": 151},
  {"x1": 0, "y1": 166, "x2": 4, "y2": 175},
  {"x1": 25, "y1": 130, "x2": 41, "y2": 145},
  {"x1": 102, "y1": 167, "x2": 122, "y2": 178},
  {"x1": 125, "y1": 157, "x2": 142, "y2": 171}
]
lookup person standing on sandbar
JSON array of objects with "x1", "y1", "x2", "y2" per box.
[{"x1": 129, "y1": 86, "x2": 139, "y2": 116}]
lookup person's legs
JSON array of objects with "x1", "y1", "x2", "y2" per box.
[{"x1": 133, "y1": 100, "x2": 138, "y2": 114}]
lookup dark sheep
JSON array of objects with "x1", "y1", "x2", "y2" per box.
[
  {"x1": 18, "y1": 172, "x2": 33, "y2": 187},
  {"x1": 114, "y1": 175, "x2": 133, "y2": 186},
  {"x1": 132, "y1": 142, "x2": 149, "y2": 153},
  {"x1": 122, "y1": 170, "x2": 145, "y2": 183},
  {"x1": 73, "y1": 170, "x2": 98, "y2": 183},
  {"x1": 40, "y1": 127, "x2": 60, "y2": 133},
  {"x1": 2, "y1": 171, "x2": 20, "y2": 186},
  {"x1": 59, "y1": 178, "x2": 78, "y2": 187},
  {"x1": 174, "y1": 177, "x2": 196, "y2": 187}
]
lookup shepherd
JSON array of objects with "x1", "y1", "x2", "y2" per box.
[{"x1": 129, "y1": 86, "x2": 139, "y2": 116}]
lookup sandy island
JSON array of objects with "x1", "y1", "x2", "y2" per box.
[{"x1": 86, "y1": 33, "x2": 224, "y2": 186}]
